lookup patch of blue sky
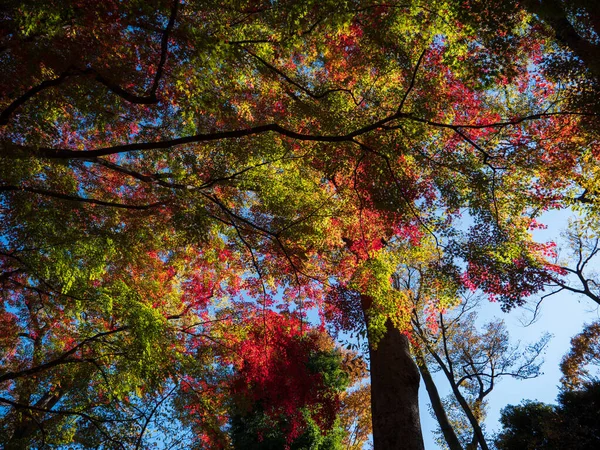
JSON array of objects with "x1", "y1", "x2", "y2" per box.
[{"x1": 421, "y1": 207, "x2": 600, "y2": 448}]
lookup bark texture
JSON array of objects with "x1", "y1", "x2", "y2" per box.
[{"x1": 369, "y1": 320, "x2": 424, "y2": 450}]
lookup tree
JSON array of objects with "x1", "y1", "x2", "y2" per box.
[
  {"x1": 544, "y1": 218, "x2": 600, "y2": 305},
  {"x1": 396, "y1": 256, "x2": 549, "y2": 450},
  {"x1": 1, "y1": 0, "x2": 595, "y2": 448},
  {"x1": 526, "y1": 217, "x2": 600, "y2": 316},
  {"x1": 416, "y1": 311, "x2": 549, "y2": 450},
  {"x1": 560, "y1": 320, "x2": 600, "y2": 390},
  {"x1": 495, "y1": 382, "x2": 600, "y2": 450},
  {"x1": 522, "y1": 0, "x2": 600, "y2": 81},
  {"x1": 496, "y1": 320, "x2": 600, "y2": 450},
  {"x1": 174, "y1": 311, "x2": 349, "y2": 449},
  {"x1": 495, "y1": 401, "x2": 558, "y2": 450}
]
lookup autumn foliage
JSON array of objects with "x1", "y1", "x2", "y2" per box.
[{"x1": 2, "y1": 0, "x2": 600, "y2": 448}]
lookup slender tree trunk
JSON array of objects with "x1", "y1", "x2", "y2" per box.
[
  {"x1": 424, "y1": 346, "x2": 489, "y2": 450},
  {"x1": 467, "y1": 432, "x2": 479, "y2": 450},
  {"x1": 447, "y1": 381, "x2": 489, "y2": 450},
  {"x1": 369, "y1": 319, "x2": 424, "y2": 450},
  {"x1": 415, "y1": 349, "x2": 463, "y2": 450}
]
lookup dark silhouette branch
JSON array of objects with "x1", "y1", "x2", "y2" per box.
[
  {"x1": 0, "y1": 185, "x2": 167, "y2": 210},
  {"x1": 0, "y1": 328, "x2": 127, "y2": 383},
  {"x1": 148, "y1": 0, "x2": 179, "y2": 96},
  {"x1": 0, "y1": 71, "x2": 73, "y2": 126},
  {"x1": 2, "y1": 109, "x2": 594, "y2": 160},
  {"x1": 0, "y1": 1, "x2": 179, "y2": 126},
  {"x1": 397, "y1": 48, "x2": 427, "y2": 114},
  {"x1": 242, "y1": 48, "x2": 361, "y2": 105}
]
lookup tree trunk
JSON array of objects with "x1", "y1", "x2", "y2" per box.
[
  {"x1": 447, "y1": 380, "x2": 489, "y2": 450},
  {"x1": 369, "y1": 320, "x2": 424, "y2": 450},
  {"x1": 415, "y1": 349, "x2": 463, "y2": 450}
]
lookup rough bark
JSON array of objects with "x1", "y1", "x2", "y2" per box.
[
  {"x1": 369, "y1": 320, "x2": 424, "y2": 450},
  {"x1": 415, "y1": 349, "x2": 463, "y2": 450}
]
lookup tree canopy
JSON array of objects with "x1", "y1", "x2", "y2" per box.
[
  {"x1": 495, "y1": 382, "x2": 600, "y2": 450},
  {"x1": 2, "y1": 0, "x2": 600, "y2": 448}
]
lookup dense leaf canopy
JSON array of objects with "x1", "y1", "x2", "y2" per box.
[
  {"x1": 2, "y1": 0, "x2": 600, "y2": 448},
  {"x1": 496, "y1": 382, "x2": 600, "y2": 450}
]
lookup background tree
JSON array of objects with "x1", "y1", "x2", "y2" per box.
[
  {"x1": 173, "y1": 310, "x2": 351, "y2": 449},
  {"x1": 543, "y1": 218, "x2": 600, "y2": 305},
  {"x1": 560, "y1": 320, "x2": 600, "y2": 390},
  {"x1": 336, "y1": 350, "x2": 372, "y2": 450},
  {"x1": 398, "y1": 257, "x2": 549, "y2": 450},
  {"x1": 495, "y1": 382, "x2": 600, "y2": 450},
  {"x1": 494, "y1": 400, "x2": 558, "y2": 450},
  {"x1": 495, "y1": 318, "x2": 600, "y2": 450}
]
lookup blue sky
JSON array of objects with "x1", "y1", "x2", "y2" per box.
[
  {"x1": 420, "y1": 285, "x2": 599, "y2": 448},
  {"x1": 420, "y1": 208, "x2": 600, "y2": 448}
]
